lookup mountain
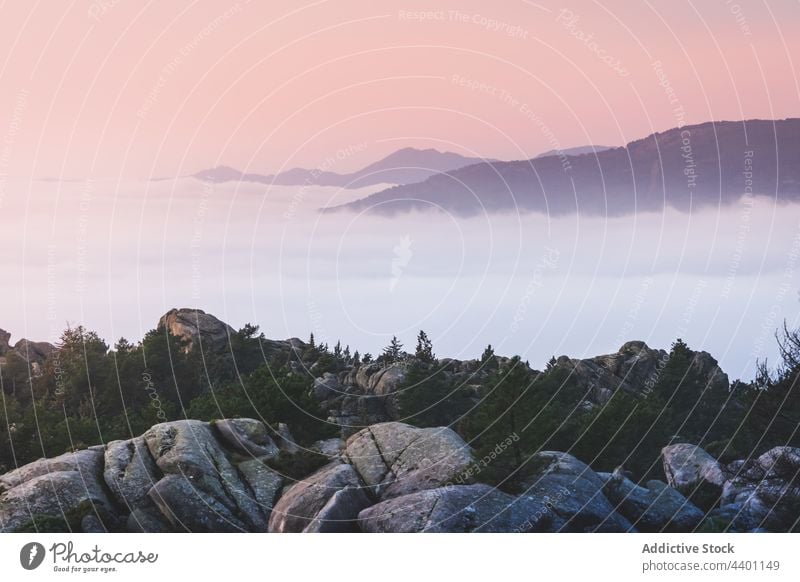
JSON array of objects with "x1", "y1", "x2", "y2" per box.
[
  {"x1": 535, "y1": 145, "x2": 612, "y2": 158},
  {"x1": 2, "y1": 307, "x2": 799, "y2": 531},
  {"x1": 192, "y1": 147, "x2": 492, "y2": 189},
  {"x1": 325, "y1": 119, "x2": 800, "y2": 216}
]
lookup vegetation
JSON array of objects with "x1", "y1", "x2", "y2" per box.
[
  {"x1": 2, "y1": 320, "x2": 799, "y2": 500},
  {"x1": 0, "y1": 323, "x2": 334, "y2": 473}
]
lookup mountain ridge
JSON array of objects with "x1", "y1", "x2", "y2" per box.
[
  {"x1": 324, "y1": 118, "x2": 800, "y2": 216},
  {"x1": 191, "y1": 147, "x2": 493, "y2": 189}
]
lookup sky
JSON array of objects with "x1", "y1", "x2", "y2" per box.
[
  {"x1": 0, "y1": 1, "x2": 798, "y2": 379},
  {"x1": 0, "y1": 0, "x2": 798, "y2": 179}
]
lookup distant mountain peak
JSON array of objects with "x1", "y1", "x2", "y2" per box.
[
  {"x1": 189, "y1": 148, "x2": 490, "y2": 189},
  {"x1": 324, "y1": 118, "x2": 800, "y2": 216}
]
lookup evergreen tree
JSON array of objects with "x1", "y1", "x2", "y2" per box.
[
  {"x1": 481, "y1": 344, "x2": 498, "y2": 371},
  {"x1": 414, "y1": 330, "x2": 435, "y2": 363},
  {"x1": 381, "y1": 336, "x2": 404, "y2": 364},
  {"x1": 396, "y1": 362, "x2": 458, "y2": 428}
]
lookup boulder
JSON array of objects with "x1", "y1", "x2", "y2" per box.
[
  {"x1": 11, "y1": 338, "x2": 56, "y2": 364},
  {"x1": 353, "y1": 363, "x2": 408, "y2": 396},
  {"x1": 126, "y1": 505, "x2": 172, "y2": 533},
  {"x1": 303, "y1": 485, "x2": 372, "y2": 532},
  {"x1": 358, "y1": 484, "x2": 560, "y2": 533},
  {"x1": 520, "y1": 452, "x2": 634, "y2": 532},
  {"x1": 213, "y1": 418, "x2": 279, "y2": 459},
  {"x1": 0, "y1": 449, "x2": 115, "y2": 532},
  {"x1": 275, "y1": 423, "x2": 301, "y2": 455},
  {"x1": 143, "y1": 420, "x2": 268, "y2": 532},
  {"x1": 554, "y1": 341, "x2": 668, "y2": 403},
  {"x1": 149, "y1": 475, "x2": 250, "y2": 532},
  {"x1": 703, "y1": 502, "x2": 762, "y2": 532},
  {"x1": 104, "y1": 437, "x2": 161, "y2": 510},
  {"x1": 311, "y1": 438, "x2": 345, "y2": 459},
  {"x1": 720, "y1": 446, "x2": 800, "y2": 531},
  {"x1": 238, "y1": 460, "x2": 283, "y2": 521},
  {"x1": 599, "y1": 469, "x2": 704, "y2": 532},
  {"x1": 313, "y1": 372, "x2": 341, "y2": 401},
  {"x1": 157, "y1": 308, "x2": 234, "y2": 351},
  {"x1": 268, "y1": 462, "x2": 365, "y2": 533},
  {"x1": 345, "y1": 422, "x2": 474, "y2": 499},
  {"x1": 662, "y1": 444, "x2": 726, "y2": 509}
]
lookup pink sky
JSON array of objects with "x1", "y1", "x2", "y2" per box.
[{"x1": 0, "y1": 0, "x2": 797, "y2": 179}]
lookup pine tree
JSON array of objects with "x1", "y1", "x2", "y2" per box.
[
  {"x1": 481, "y1": 344, "x2": 498, "y2": 370},
  {"x1": 415, "y1": 330, "x2": 435, "y2": 363},
  {"x1": 382, "y1": 336, "x2": 404, "y2": 364},
  {"x1": 396, "y1": 362, "x2": 457, "y2": 428}
]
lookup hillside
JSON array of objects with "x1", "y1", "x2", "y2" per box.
[
  {"x1": 192, "y1": 147, "x2": 492, "y2": 189},
  {"x1": 1, "y1": 308, "x2": 798, "y2": 532},
  {"x1": 325, "y1": 119, "x2": 800, "y2": 216}
]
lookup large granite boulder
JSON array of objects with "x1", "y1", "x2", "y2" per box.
[
  {"x1": 268, "y1": 462, "x2": 366, "y2": 533},
  {"x1": 358, "y1": 483, "x2": 561, "y2": 533},
  {"x1": 662, "y1": 444, "x2": 726, "y2": 509},
  {"x1": 0, "y1": 449, "x2": 115, "y2": 532},
  {"x1": 212, "y1": 418, "x2": 279, "y2": 459},
  {"x1": 344, "y1": 422, "x2": 474, "y2": 499},
  {"x1": 11, "y1": 338, "x2": 57, "y2": 364},
  {"x1": 104, "y1": 436, "x2": 161, "y2": 511},
  {"x1": 599, "y1": 468, "x2": 704, "y2": 532},
  {"x1": 304, "y1": 485, "x2": 372, "y2": 532},
  {"x1": 157, "y1": 308, "x2": 234, "y2": 351},
  {"x1": 519, "y1": 451, "x2": 634, "y2": 532},
  {"x1": 720, "y1": 446, "x2": 800, "y2": 531},
  {"x1": 143, "y1": 420, "x2": 268, "y2": 532}
]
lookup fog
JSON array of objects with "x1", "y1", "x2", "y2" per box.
[{"x1": 1, "y1": 176, "x2": 799, "y2": 381}]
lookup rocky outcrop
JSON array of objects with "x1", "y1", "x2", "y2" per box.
[
  {"x1": 554, "y1": 341, "x2": 728, "y2": 404},
  {"x1": 599, "y1": 468, "x2": 704, "y2": 532},
  {"x1": 104, "y1": 436, "x2": 161, "y2": 511},
  {"x1": 0, "y1": 329, "x2": 10, "y2": 355},
  {"x1": 0, "y1": 330, "x2": 57, "y2": 375},
  {"x1": 143, "y1": 420, "x2": 270, "y2": 532},
  {"x1": 11, "y1": 338, "x2": 57, "y2": 364},
  {"x1": 344, "y1": 422, "x2": 474, "y2": 499},
  {"x1": 719, "y1": 446, "x2": 800, "y2": 532},
  {"x1": 0, "y1": 449, "x2": 116, "y2": 532},
  {"x1": 659, "y1": 443, "x2": 800, "y2": 532},
  {"x1": 662, "y1": 443, "x2": 726, "y2": 509},
  {"x1": 158, "y1": 308, "x2": 234, "y2": 351},
  {"x1": 358, "y1": 484, "x2": 557, "y2": 533},
  {"x1": 268, "y1": 462, "x2": 365, "y2": 533},
  {"x1": 156, "y1": 308, "x2": 304, "y2": 359},
  {"x1": 519, "y1": 451, "x2": 635, "y2": 532},
  {"x1": 314, "y1": 359, "x2": 492, "y2": 436},
  {"x1": 212, "y1": 418, "x2": 280, "y2": 459},
  {"x1": 1, "y1": 417, "x2": 796, "y2": 533},
  {"x1": 0, "y1": 417, "x2": 295, "y2": 533}
]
